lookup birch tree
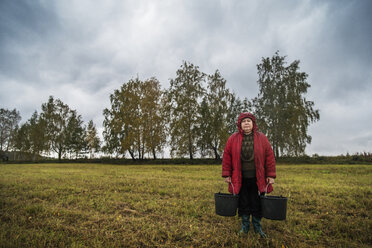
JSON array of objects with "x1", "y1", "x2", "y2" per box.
[
  {"x1": 198, "y1": 70, "x2": 231, "y2": 159},
  {"x1": 41, "y1": 96, "x2": 79, "y2": 160},
  {"x1": 86, "y1": 120, "x2": 101, "y2": 158},
  {"x1": 167, "y1": 62, "x2": 205, "y2": 159},
  {"x1": 253, "y1": 51, "x2": 320, "y2": 157},
  {"x1": 65, "y1": 110, "x2": 86, "y2": 159},
  {"x1": 141, "y1": 78, "x2": 167, "y2": 159},
  {"x1": 103, "y1": 77, "x2": 166, "y2": 159},
  {"x1": 0, "y1": 108, "x2": 21, "y2": 151}
]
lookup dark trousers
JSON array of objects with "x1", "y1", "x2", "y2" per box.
[{"x1": 238, "y1": 177, "x2": 262, "y2": 218}]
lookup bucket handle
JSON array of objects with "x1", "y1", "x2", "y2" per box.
[
  {"x1": 230, "y1": 182, "x2": 236, "y2": 196},
  {"x1": 264, "y1": 183, "x2": 272, "y2": 193}
]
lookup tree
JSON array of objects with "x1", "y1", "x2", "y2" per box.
[
  {"x1": 103, "y1": 77, "x2": 166, "y2": 159},
  {"x1": 27, "y1": 111, "x2": 47, "y2": 160},
  {"x1": 102, "y1": 107, "x2": 123, "y2": 158},
  {"x1": 86, "y1": 120, "x2": 101, "y2": 158},
  {"x1": 12, "y1": 111, "x2": 47, "y2": 161},
  {"x1": 197, "y1": 70, "x2": 231, "y2": 159},
  {"x1": 141, "y1": 78, "x2": 167, "y2": 159},
  {"x1": 65, "y1": 110, "x2": 86, "y2": 159},
  {"x1": 0, "y1": 108, "x2": 21, "y2": 151},
  {"x1": 167, "y1": 61, "x2": 206, "y2": 159},
  {"x1": 253, "y1": 51, "x2": 320, "y2": 157},
  {"x1": 109, "y1": 78, "x2": 142, "y2": 159},
  {"x1": 12, "y1": 123, "x2": 28, "y2": 153},
  {"x1": 41, "y1": 96, "x2": 80, "y2": 160}
]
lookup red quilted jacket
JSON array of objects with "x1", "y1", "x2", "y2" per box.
[{"x1": 222, "y1": 112, "x2": 276, "y2": 194}]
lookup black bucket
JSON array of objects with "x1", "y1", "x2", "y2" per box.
[
  {"x1": 260, "y1": 195, "x2": 287, "y2": 220},
  {"x1": 214, "y1": 192, "x2": 239, "y2": 216},
  {"x1": 215, "y1": 182, "x2": 239, "y2": 217}
]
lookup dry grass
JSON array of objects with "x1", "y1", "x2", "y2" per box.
[{"x1": 0, "y1": 163, "x2": 371, "y2": 247}]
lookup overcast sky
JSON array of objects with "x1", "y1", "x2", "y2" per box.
[{"x1": 1, "y1": 0, "x2": 371, "y2": 156}]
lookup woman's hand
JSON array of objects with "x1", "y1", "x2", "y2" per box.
[
  {"x1": 224, "y1": 176, "x2": 232, "y2": 184},
  {"x1": 266, "y1": 177, "x2": 275, "y2": 185}
]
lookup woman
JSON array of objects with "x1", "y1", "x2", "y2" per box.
[{"x1": 222, "y1": 112, "x2": 276, "y2": 237}]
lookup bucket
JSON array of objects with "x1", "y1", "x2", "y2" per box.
[
  {"x1": 215, "y1": 183, "x2": 239, "y2": 217},
  {"x1": 260, "y1": 184, "x2": 287, "y2": 220}
]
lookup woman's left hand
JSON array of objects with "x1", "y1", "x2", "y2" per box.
[{"x1": 266, "y1": 177, "x2": 275, "y2": 185}]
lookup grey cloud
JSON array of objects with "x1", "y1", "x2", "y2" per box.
[
  {"x1": 304, "y1": 1, "x2": 372, "y2": 99},
  {"x1": 0, "y1": 1, "x2": 60, "y2": 80},
  {"x1": 0, "y1": 1, "x2": 58, "y2": 42}
]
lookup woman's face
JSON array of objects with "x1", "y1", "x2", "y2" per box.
[{"x1": 241, "y1": 118, "x2": 253, "y2": 134}]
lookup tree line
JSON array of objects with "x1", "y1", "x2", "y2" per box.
[
  {"x1": 0, "y1": 97, "x2": 101, "y2": 161},
  {"x1": 0, "y1": 52, "x2": 319, "y2": 161}
]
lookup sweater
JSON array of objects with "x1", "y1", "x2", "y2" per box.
[{"x1": 241, "y1": 132, "x2": 256, "y2": 178}]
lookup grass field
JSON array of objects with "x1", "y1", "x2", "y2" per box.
[{"x1": 0, "y1": 163, "x2": 371, "y2": 248}]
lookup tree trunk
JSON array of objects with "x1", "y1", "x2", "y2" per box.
[
  {"x1": 213, "y1": 147, "x2": 220, "y2": 160},
  {"x1": 274, "y1": 143, "x2": 279, "y2": 158},
  {"x1": 188, "y1": 128, "x2": 193, "y2": 160},
  {"x1": 128, "y1": 149, "x2": 135, "y2": 160},
  {"x1": 189, "y1": 142, "x2": 193, "y2": 160},
  {"x1": 152, "y1": 148, "x2": 157, "y2": 159}
]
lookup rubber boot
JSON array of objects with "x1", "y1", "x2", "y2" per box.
[
  {"x1": 252, "y1": 216, "x2": 266, "y2": 238},
  {"x1": 238, "y1": 215, "x2": 250, "y2": 234}
]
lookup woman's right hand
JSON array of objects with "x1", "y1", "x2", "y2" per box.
[{"x1": 224, "y1": 176, "x2": 232, "y2": 184}]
